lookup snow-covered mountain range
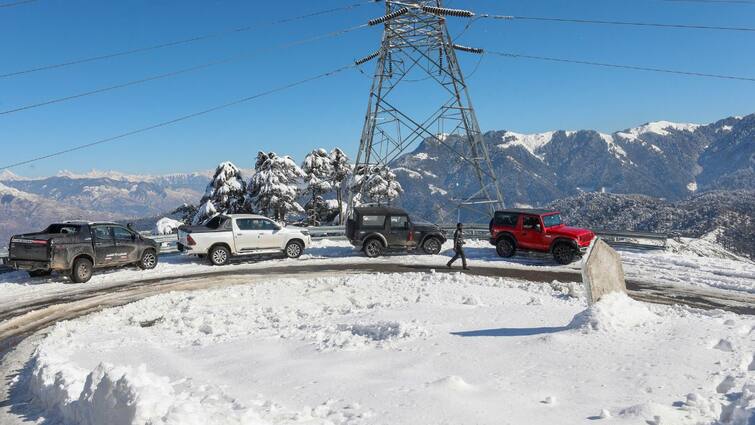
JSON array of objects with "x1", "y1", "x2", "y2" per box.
[
  {"x1": 391, "y1": 113, "x2": 754, "y2": 222},
  {"x1": 0, "y1": 113, "x2": 751, "y2": 251}
]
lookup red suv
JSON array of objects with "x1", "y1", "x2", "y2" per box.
[{"x1": 489, "y1": 209, "x2": 595, "y2": 264}]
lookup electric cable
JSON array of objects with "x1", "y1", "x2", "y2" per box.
[
  {"x1": 0, "y1": 0, "x2": 378, "y2": 78},
  {"x1": 486, "y1": 50, "x2": 755, "y2": 82},
  {"x1": 0, "y1": 64, "x2": 357, "y2": 170},
  {"x1": 0, "y1": 0, "x2": 37, "y2": 8},
  {"x1": 480, "y1": 13, "x2": 755, "y2": 32},
  {"x1": 0, "y1": 23, "x2": 370, "y2": 116}
]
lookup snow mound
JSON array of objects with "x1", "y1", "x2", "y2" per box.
[
  {"x1": 153, "y1": 217, "x2": 183, "y2": 235},
  {"x1": 427, "y1": 376, "x2": 475, "y2": 391},
  {"x1": 666, "y1": 231, "x2": 751, "y2": 262},
  {"x1": 568, "y1": 292, "x2": 657, "y2": 333},
  {"x1": 720, "y1": 383, "x2": 755, "y2": 424},
  {"x1": 317, "y1": 321, "x2": 426, "y2": 350},
  {"x1": 28, "y1": 352, "x2": 187, "y2": 425}
]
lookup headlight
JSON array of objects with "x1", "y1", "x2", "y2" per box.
[{"x1": 301, "y1": 230, "x2": 310, "y2": 236}]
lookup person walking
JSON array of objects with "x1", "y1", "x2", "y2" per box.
[{"x1": 447, "y1": 222, "x2": 469, "y2": 270}]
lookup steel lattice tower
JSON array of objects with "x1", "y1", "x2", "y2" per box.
[{"x1": 349, "y1": 0, "x2": 504, "y2": 218}]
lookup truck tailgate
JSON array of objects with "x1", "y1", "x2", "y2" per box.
[{"x1": 9, "y1": 237, "x2": 50, "y2": 261}]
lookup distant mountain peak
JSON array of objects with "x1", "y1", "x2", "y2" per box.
[
  {"x1": 0, "y1": 170, "x2": 25, "y2": 181},
  {"x1": 617, "y1": 121, "x2": 700, "y2": 141}
]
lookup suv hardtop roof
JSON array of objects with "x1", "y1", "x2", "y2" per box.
[
  {"x1": 354, "y1": 206, "x2": 408, "y2": 216},
  {"x1": 496, "y1": 208, "x2": 559, "y2": 216}
]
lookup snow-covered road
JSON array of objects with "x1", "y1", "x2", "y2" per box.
[
  {"x1": 5, "y1": 272, "x2": 754, "y2": 424},
  {"x1": 1, "y1": 239, "x2": 753, "y2": 314}
]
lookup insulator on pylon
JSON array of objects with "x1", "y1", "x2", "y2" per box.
[
  {"x1": 355, "y1": 50, "x2": 381, "y2": 66},
  {"x1": 420, "y1": 5, "x2": 474, "y2": 18},
  {"x1": 368, "y1": 7, "x2": 409, "y2": 26},
  {"x1": 438, "y1": 47, "x2": 443, "y2": 75},
  {"x1": 453, "y1": 44, "x2": 484, "y2": 54}
]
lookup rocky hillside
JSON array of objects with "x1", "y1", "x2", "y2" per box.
[
  {"x1": 0, "y1": 172, "x2": 209, "y2": 246},
  {"x1": 549, "y1": 190, "x2": 755, "y2": 259},
  {"x1": 391, "y1": 114, "x2": 754, "y2": 222}
]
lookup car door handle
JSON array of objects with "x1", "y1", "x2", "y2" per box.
[{"x1": 237, "y1": 233, "x2": 243, "y2": 236}]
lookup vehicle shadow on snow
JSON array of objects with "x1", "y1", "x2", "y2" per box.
[
  {"x1": 442, "y1": 247, "x2": 569, "y2": 268},
  {"x1": 451, "y1": 326, "x2": 569, "y2": 337}
]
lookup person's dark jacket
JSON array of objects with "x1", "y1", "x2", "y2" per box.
[{"x1": 453, "y1": 228, "x2": 465, "y2": 250}]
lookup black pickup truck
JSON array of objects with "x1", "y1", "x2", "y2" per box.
[{"x1": 8, "y1": 221, "x2": 160, "y2": 283}]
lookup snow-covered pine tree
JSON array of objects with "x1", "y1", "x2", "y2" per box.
[
  {"x1": 330, "y1": 148, "x2": 351, "y2": 224},
  {"x1": 301, "y1": 148, "x2": 334, "y2": 226},
  {"x1": 192, "y1": 162, "x2": 247, "y2": 224},
  {"x1": 248, "y1": 152, "x2": 304, "y2": 221},
  {"x1": 350, "y1": 164, "x2": 403, "y2": 206}
]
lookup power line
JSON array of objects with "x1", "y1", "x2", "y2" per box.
[
  {"x1": 480, "y1": 13, "x2": 755, "y2": 32},
  {"x1": 0, "y1": 64, "x2": 357, "y2": 171},
  {"x1": 0, "y1": 23, "x2": 369, "y2": 116},
  {"x1": 0, "y1": 0, "x2": 37, "y2": 8},
  {"x1": 664, "y1": 0, "x2": 755, "y2": 4},
  {"x1": 486, "y1": 50, "x2": 755, "y2": 82},
  {"x1": 0, "y1": 0, "x2": 377, "y2": 79}
]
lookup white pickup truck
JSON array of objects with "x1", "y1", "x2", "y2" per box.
[{"x1": 177, "y1": 214, "x2": 311, "y2": 265}]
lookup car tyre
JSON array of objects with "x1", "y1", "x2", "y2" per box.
[
  {"x1": 552, "y1": 243, "x2": 576, "y2": 265},
  {"x1": 70, "y1": 257, "x2": 93, "y2": 283},
  {"x1": 285, "y1": 240, "x2": 304, "y2": 259},
  {"x1": 138, "y1": 249, "x2": 158, "y2": 270},
  {"x1": 496, "y1": 238, "x2": 516, "y2": 258},
  {"x1": 422, "y1": 237, "x2": 442, "y2": 255},
  {"x1": 363, "y1": 239, "x2": 384, "y2": 258},
  {"x1": 209, "y1": 245, "x2": 230, "y2": 266}
]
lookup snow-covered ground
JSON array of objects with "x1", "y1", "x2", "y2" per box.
[
  {"x1": 16, "y1": 272, "x2": 755, "y2": 424},
  {"x1": 1, "y1": 238, "x2": 753, "y2": 312}
]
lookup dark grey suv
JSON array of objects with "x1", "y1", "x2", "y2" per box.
[{"x1": 345, "y1": 207, "x2": 446, "y2": 257}]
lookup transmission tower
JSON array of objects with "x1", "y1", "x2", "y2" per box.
[{"x1": 349, "y1": 0, "x2": 504, "y2": 218}]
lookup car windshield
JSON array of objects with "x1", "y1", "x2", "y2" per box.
[{"x1": 542, "y1": 214, "x2": 562, "y2": 227}]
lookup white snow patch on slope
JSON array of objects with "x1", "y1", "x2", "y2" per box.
[
  {"x1": 0, "y1": 182, "x2": 38, "y2": 201},
  {"x1": 412, "y1": 152, "x2": 435, "y2": 161},
  {"x1": 428, "y1": 184, "x2": 448, "y2": 195},
  {"x1": 617, "y1": 121, "x2": 700, "y2": 140},
  {"x1": 393, "y1": 167, "x2": 422, "y2": 179},
  {"x1": 0, "y1": 170, "x2": 26, "y2": 181},
  {"x1": 497, "y1": 131, "x2": 555, "y2": 159},
  {"x1": 598, "y1": 133, "x2": 628, "y2": 159}
]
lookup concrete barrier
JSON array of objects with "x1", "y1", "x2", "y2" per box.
[{"x1": 581, "y1": 238, "x2": 627, "y2": 304}]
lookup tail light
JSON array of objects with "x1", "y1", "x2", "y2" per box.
[
  {"x1": 408, "y1": 231, "x2": 414, "y2": 242},
  {"x1": 186, "y1": 235, "x2": 196, "y2": 246}
]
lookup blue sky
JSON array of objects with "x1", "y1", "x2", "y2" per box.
[{"x1": 1, "y1": 0, "x2": 754, "y2": 177}]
